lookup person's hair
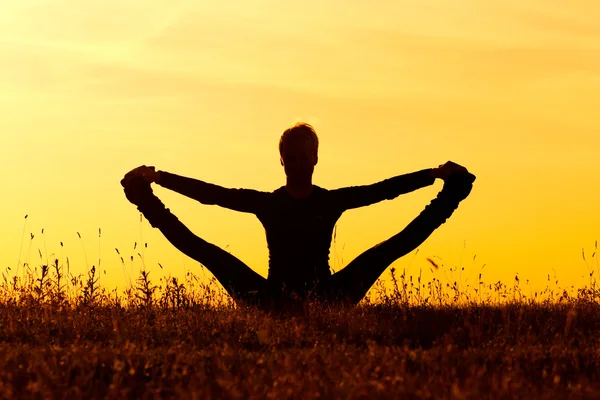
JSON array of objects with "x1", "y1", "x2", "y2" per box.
[{"x1": 279, "y1": 122, "x2": 319, "y2": 157}]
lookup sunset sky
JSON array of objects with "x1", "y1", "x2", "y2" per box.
[{"x1": 1, "y1": 0, "x2": 599, "y2": 295}]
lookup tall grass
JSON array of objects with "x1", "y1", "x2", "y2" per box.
[{"x1": 2, "y1": 221, "x2": 600, "y2": 398}]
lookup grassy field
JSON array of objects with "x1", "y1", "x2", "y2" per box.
[{"x1": 2, "y1": 256, "x2": 600, "y2": 399}]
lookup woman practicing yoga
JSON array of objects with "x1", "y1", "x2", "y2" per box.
[{"x1": 121, "y1": 123, "x2": 475, "y2": 308}]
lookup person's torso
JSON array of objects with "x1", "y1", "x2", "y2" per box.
[{"x1": 256, "y1": 186, "x2": 342, "y2": 288}]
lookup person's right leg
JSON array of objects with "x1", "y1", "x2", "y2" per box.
[
  {"x1": 325, "y1": 171, "x2": 476, "y2": 305},
  {"x1": 121, "y1": 176, "x2": 267, "y2": 303}
]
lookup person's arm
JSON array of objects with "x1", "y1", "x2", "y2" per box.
[
  {"x1": 330, "y1": 168, "x2": 437, "y2": 212},
  {"x1": 155, "y1": 171, "x2": 266, "y2": 214},
  {"x1": 122, "y1": 176, "x2": 268, "y2": 297}
]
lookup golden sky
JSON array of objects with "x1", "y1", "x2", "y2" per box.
[{"x1": 1, "y1": 0, "x2": 599, "y2": 295}]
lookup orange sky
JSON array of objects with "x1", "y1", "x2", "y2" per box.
[{"x1": 1, "y1": 0, "x2": 599, "y2": 296}]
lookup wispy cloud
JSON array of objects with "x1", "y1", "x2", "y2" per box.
[{"x1": 2, "y1": 1, "x2": 599, "y2": 104}]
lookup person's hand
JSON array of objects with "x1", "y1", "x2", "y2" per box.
[
  {"x1": 120, "y1": 171, "x2": 155, "y2": 207},
  {"x1": 122, "y1": 165, "x2": 160, "y2": 184},
  {"x1": 432, "y1": 161, "x2": 469, "y2": 181}
]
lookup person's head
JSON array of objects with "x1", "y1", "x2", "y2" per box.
[{"x1": 279, "y1": 122, "x2": 319, "y2": 181}]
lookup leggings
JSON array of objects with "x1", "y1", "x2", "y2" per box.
[{"x1": 122, "y1": 172, "x2": 475, "y2": 309}]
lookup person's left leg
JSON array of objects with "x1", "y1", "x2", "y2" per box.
[
  {"x1": 122, "y1": 176, "x2": 268, "y2": 304},
  {"x1": 325, "y1": 171, "x2": 476, "y2": 305}
]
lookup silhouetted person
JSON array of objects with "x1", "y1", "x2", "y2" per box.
[{"x1": 121, "y1": 123, "x2": 475, "y2": 309}]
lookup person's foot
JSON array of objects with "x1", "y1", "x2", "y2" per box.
[
  {"x1": 121, "y1": 176, "x2": 155, "y2": 207},
  {"x1": 121, "y1": 176, "x2": 171, "y2": 229},
  {"x1": 440, "y1": 170, "x2": 475, "y2": 203}
]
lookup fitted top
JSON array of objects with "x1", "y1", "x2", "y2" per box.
[{"x1": 157, "y1": 169, "x2": 435, "y2": 287}]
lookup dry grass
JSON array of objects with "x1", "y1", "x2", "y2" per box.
[{"x1": 2, "y1": 226, "x2": 600, "y2": 399}]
